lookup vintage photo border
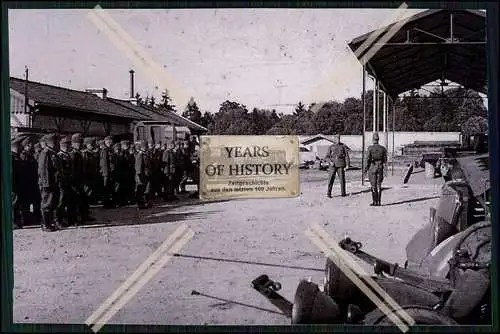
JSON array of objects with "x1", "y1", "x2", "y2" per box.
[{"x1": 1, "y1": 1, "x2": 498, "y2": 333}]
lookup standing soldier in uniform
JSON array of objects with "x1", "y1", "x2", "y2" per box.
[
  {"x1": 364, "y1": 132, "x2": 388, "y2": 206},
  {"x1": 20, "y1": 137, "x2": 42, "y2": 225},
  {"x1": 188, "y1": 143, "x2": 200, "y2": 199},
  {"x1": 38, "y1": 133, "x2": 60, "y2": 232},
  {"x1": 71, "y1": 133, "x2": 93, "y2": 223},
  {"x1": 119, "y1": 140, "x2": 134, "y2": 205},
  {"x1": 57, "y1": 136, "x2": 76, "y2": 227},
  {"x1": 135, "y1": 140, "x2": 152, "y2": 209},
  {"x1": 149, "y1": 142, "x2": 163, "y2": 200},
  {"x1": 100, "y1": 136, "x2": 116, "y2": 208},
  {"x1": 128, "y1": 140, "x2": 137, "y2": 204},
  {"x1": 178, "y1": 141, "x2": 191, "y2": 194},
  {"x1": 162, "y1": 141, "x2": 177, "y2": 201},
  {"x1": 82, "y1": 137, "x2": 97, "y2": 205},
  {"x1": 174, "y1": 141, "x2": 185, "y2": 195},
  {"x1": 325, "y1": 134, "x2": 351, "y2": 198},
  {"x1": 112, "y1": 142, "x2": 123, "y2": 205},
  {"x1": 12, "y1": 135, "x2": 26, "y2": 229},
  {"x1": 33, "y1": 140, "x2": 42, "y2": 162}
]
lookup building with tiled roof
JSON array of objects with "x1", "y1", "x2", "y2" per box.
[{"x1": 9, "y1": 76, "x2": 207, "y2": 140}]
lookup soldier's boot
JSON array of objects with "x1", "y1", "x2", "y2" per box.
[
  {"x1": 377, "y1": 188, "x2": 382, "y2": 206},
  {"x1": 41, "y1": 211, "x2": 58, "y2": 232},
  {"x1": 370, "y1": 189, "x2": 377, "y2": 206}
]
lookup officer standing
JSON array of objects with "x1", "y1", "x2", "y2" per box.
[
  {"x1": 179, "y1": 142, "x2": 191, "y2": 194},
  {"x1": 71, "y1": 133, "x2": 93, "y2": 223},
  {"x1": 100, "y1": 136, "x2": 116, "y2": 208},
  {"x1": 188, "y1": 143, "x2": 200, "y2": 199},
  {"x1": 57, "y1": 136, "x2": 76, "y2": 227},
  {"x1": 174, "y1": 141, "x2": 186, "y2": 195},
  {"x1": 20, "y1": 137, "x2": 42, "y2": 225},
  {"x1": 162, "y1": 141, "x2": 177, "y2": 201},
  {"x1": 134, "y1": 140, "x2": 152, "y2": 209},
  {"x1": 120, "y1": 140, "x2": 135, "y2": 205},
  {"x1": 12, "y1": 135, "x2": 26, "y2": 229},
  {"x1": 38, "y1": 133, "x2": 60, "y2": 232},
  {"x1": 364, "y1": 132, "x2": 388, "y2": 206},
  {"x1": 150, "y1": 142, "x2": 164, "y2": 199},
  {"x1": 325, "y1": 134, "x2": 351, "y2": 198},
  {"x1": 82, "y1": 137, "x2": 97, "y2": 205}
]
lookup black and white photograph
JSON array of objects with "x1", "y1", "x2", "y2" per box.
[{"x1": 7, "y1": 5, "x2": 492, "y2": 328}]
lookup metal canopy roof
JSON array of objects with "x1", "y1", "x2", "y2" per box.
[{"x1": 348, "y1": 9, "x2": 487, "y2": 99}]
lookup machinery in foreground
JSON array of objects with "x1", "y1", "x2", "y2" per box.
[{"x1": 252, "y1": 152, "x2": 491, "y2": 326}]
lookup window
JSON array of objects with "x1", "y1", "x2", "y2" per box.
[
  {"x1": 299, "y1": 146, "x2": 310, "y2": 152},
  {"x1": 151, "y1": 126, "x2": 161, "y2": 144},
  {"x1": 136, "y1": 125, "x2": 145, "y2": 142}
]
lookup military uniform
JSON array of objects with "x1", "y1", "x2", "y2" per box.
[
  {"x1": 178, "y1": 143, "x2": 191, "y2": 193},
  {"x1": 100, "y1": 137, "x2": 117, "y2": 208},
  {"x1": 325, "y1": 136, "x2": 350, "y2": 197},
  {"x1": 134, "y1": 141, "x2": 152, "y2": 209},
  {"x1": 38, "y1": 133, "x2": 60, "y2": 232},
  {"x1": 174, "y1": 143, "x2": 186, "y2": 194},
  {"x1": 57, "y1": 136, "x2": 77, "y2": 227},
  {"x1": 82, "y1": 137, "x2": 99, "y2": 205},
  {"x1": 119, "y1": 140, "x2": 135, "y2": 205},
  {"x1": 162, "y1": 142, "x2": 177, "y2": 201},
  {"x1": 188, "y1": 146, "x2": 200, "y2": 199},
  {"x1": 20, "y1": 137, "x2": 42, "y2": 225},
  {"x1": 12, "y1": 135, "x2": 26, "y2": 228},
  {"x1": 150, "y1": 144, "x2": 164, "y2": 199},
  {"x1": 70, "y1": 133, "x2": 92, "y2": 223},
  {"x1": 365, "y1": 133, "x2": 387, "y2": 206}
]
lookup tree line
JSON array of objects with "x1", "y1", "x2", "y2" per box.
[{"x1": 135, "y1": 87, "x2": 488, "y2": 137}]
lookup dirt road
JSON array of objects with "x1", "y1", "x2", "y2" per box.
[{"x1": 13, "y1": 168, "x2": 443, "y2": 325}]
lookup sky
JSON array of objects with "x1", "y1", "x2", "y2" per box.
[{"x1": 9, "y1": 7, "x2": 430, "y2": 114}]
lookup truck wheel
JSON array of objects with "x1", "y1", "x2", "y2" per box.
[{"x1": 363, "y1": 305, "x2": 458, "y2": 325}]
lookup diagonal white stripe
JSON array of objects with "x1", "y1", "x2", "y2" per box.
[
  {"x1": 310, "y1": 222, "x2": 416, "y2": 326},
  {"x1": 305, "y1": 229, "x2": 411, "y2": 332},
  {"x1": 91, "y1": 229, "x2": 195, "y2": 332},
  {"x1": 88, "y1": 5, "x2": 191, "y2": 107},
  {"x1": 85, "y1": 223, "x2": 189, "y2": 326}
]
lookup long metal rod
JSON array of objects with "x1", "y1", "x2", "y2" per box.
[
  {"x1": 384, "y1": 93, "x2": 389, "y2": 152},
  {"x1": 392, "y1": 98, "x2": 395, "y2": 176},
  {"x1": 376, "y1": 80, "x2": 380, "y2": 133},
  {"x1": 362, "y1": 65, "x2": 366, "y2": 186},
  {"x1": 362, "y1": 41, "x2": 485, "y2": 46},
  {"x1": 372, "y1": 77, "x2": 377, "y2": 133},
  {"x1": 450, "y1": 13, "x2": 454, "y2": 43}
]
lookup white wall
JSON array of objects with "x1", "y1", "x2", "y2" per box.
[{"x1": 301, "y1": 132, "x2": 461, "y2": 156}]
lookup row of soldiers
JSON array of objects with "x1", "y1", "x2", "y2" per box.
[{"x1": 12, "y1": 132, "x2": 200, "y2": 232}]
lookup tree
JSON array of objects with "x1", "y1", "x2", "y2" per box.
[
  {"x1": 157, "y1": 89, "x2": 176, "y2": 113},
  {"x1": 210, "y1": 101, "x2": 253, "y2": 135},
  {"x1": 135, "y1": 93, "x2": 143, "y2": 105},
  {"x1": 182, "y1": 97, "x2": 202, "y2": 124},
  {"x1": 149, "y1": 96, "x2": 156, "y2": 108},
  {"x1": 200, "y1": 111, "x2": 214, "y2": 129}
]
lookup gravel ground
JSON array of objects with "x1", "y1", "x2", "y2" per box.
[{"x1": 13, "y1": 167, "x2": 443, "y2": 325}]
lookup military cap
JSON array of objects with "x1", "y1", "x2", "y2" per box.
[
  {"x1": 113, "y1": 143, "x2": 121, "y2": 150},
  {"x1": 60, "y1": 136, "x2": 71, "y2": 145},
  {"x1": 104, "y1": 136, "x2": 113, "y2": 142},
  {"x1": 83, "y1": 137, "x2": 94, "y2": 145},
  {"x1": 120, "y1": 140, "x2": 129, "y2": 145},
  {"x1": 45, "y1": 133, "x2": 57, "y2": 145},
  {"x1": 372, "y1": 132, "x2": 379, "y2": 141},
  {"x1": 12, "y1": 135, "x2": 26, "y2": 146},
  {"x1": 97, "y1": 139, "x2": 105, "y2": 145},
  {"x1": 71, "y1": 133, "x2": 83, "y2": 143},
  {"x1": 21, "y1": 137, "x2": 33, "y2": 146}
]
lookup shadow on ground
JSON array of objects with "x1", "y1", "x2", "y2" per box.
[{"x1": 383, "y1": 195, "x2": 440, "y2": 206}]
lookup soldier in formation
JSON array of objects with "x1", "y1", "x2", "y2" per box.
[
  {"x1": 364, "y1": 132, "x2": 388, "y2": 206},
  {"x1": 324, "y1": 134, "x2": 351, "y2": 198},
  {"x1": 12, "y1": 132, "x2": 200, "y2": 231}
]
